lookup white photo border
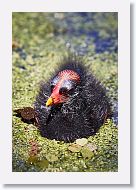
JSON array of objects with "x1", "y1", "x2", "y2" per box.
[{"x1": 0, "y1": 0, "x2": 130, "y2": 184}]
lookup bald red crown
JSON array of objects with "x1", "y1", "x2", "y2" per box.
[{"x1": 58, "y1": 70, "x2": 80, "y2": 82}]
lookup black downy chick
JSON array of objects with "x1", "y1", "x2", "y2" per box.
[
  {"x1": 15, "y1": 56, "x2": 111, "y2": 142},
  {"x1": 32, "y1": 56, "x2": 111, "y2": 142}
]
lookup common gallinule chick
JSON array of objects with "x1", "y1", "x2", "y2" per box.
[{"x1": 16, "y1": 56, "x2": 111, "y2": 142}]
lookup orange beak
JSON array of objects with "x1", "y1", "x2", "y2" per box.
[
  {"x1": 46, "y1": 97, "x2": 54, "y2": 107},
  {"x1": 46, "y1": 94, "x2": 67, "y2": 107}
]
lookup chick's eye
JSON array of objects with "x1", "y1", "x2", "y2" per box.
[{"x1": 59, "y1": 87, "x2": 68, "y2": 95}]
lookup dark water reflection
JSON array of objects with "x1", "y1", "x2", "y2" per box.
[{"x1": 52, "y1": 12, "x2": 118, "y2": 54}]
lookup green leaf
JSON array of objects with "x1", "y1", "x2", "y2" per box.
[{"x1": 81, "y1": 147, "x2": 94, "y2": 159}]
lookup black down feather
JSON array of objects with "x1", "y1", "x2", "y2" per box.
[{"x1": 34, "y1": 57, "x2": 111, "y2": 142}]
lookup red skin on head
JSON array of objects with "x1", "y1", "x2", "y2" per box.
[{"x1": 50, "y1": 70, "x2": 80, "y2": 105}]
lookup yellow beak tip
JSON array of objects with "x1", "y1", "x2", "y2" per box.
[{"x1": 46, "y1": 97, "x2": 53, "y2": 107}]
